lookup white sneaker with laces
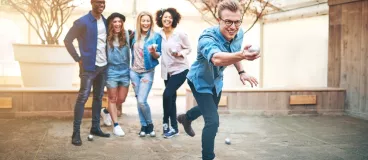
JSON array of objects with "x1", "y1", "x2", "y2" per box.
[
  {"x1": 100, "y1": 108, "x2": 112, "y2": 126},
  {"x1": 113, "y1": 125, "x2": 125, "y2": 136}
]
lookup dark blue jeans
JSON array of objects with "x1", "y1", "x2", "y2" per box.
[
  {"x1": 73, "y1": 65, "x2": 107, "y2": 132},
  {"x1": 185, "y1": 80, "x2": 222, "y2": 160},
  {"x1": 163, "y1": 69, "x2": 189, "y2": 131}
]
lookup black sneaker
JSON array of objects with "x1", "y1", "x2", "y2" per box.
[
  {"x1": 146, "y1": 123, "x2": 156, "y2": 137},
  {"x1": 139, "y1": 126, "x2": 146, "y2": 137}
]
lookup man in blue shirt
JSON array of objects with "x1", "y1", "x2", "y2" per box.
[
  {"x1": 177, "y1": 0, "x2": 260, "y2": 159},
  {"x1": 64, "y1": 0, "x2": 110, "y2": 146}
]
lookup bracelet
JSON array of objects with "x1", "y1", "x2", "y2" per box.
[{"x1": 238, "y1": 70, "x2": 245, "y2": 75}]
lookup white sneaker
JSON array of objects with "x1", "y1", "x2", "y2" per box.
[
  {"x1": 139, "y1": 131, "x2": 146, "y2": 137},
  {"x1": 149, "y1": 131, "x2": 156, "y2": 137},
  {"x1": 113, "y1": 125, "x2": 125, "y2": 136},
  {"x1": 100, "y1": 108, "x2": 112, "y2": 126}
]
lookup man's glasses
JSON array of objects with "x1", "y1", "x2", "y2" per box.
[
  {"x1": 220, "y1": 18, "x2": 242, "y2": 27},
  {"x1": 93, "y1": 1, "x2": 105, "y2": 5}
]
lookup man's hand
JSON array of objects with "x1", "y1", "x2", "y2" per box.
[
  {"x1": 78, "y1": 60, "x2": 83, "y2": 68},
  {"x1": 240, "y1": 72, "x2": 258, "y2": 87},
  {"x1": 241, "y1": 45, "x2": 260, "y2": 61},
  {"x1": 78, "y1": 60, "x2": 84, "y2": 74}
]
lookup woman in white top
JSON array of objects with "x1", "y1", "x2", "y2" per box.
[{"x1": 155, "y1": 8, "x2": 192, "y2": 138}]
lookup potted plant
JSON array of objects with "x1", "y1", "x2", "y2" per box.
[{"x1": 6, "y1": 0, "x2": 79, "y2": 87}]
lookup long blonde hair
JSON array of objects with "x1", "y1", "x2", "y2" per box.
[{"x1": 135, "y1": 11, "x2": 155, "y2": 41}]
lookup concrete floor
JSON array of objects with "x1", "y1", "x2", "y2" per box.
[{"x1": 1, "y1": 96, "x2": 368, "y2": 160}]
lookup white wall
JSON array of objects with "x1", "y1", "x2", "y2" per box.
[
  {"x1": 0, "y1": 1, "x2": 329, "y2": 89},
  {"x1": 0, "y1": 12, "x2": 27, "y2": 77},
  {"x1": 262, "y1": 15, "x2": 328, "y2": 88}
]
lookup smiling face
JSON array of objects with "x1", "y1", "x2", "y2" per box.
[
  {"x1": 91, "y1": 0, "x2": 105, "y2": 15},
  {"x1": 140, "y1": 15, "x2": 151, "y2": 34},
  {"x1": 111, "y1": 17, "x2": 123, "y2": 34},
  {"x1": 162, "y1": 12, "x2": 173, "y2": 28},
  {"x1": 218, "y1": 9, "x2": 242, "y2": 41}
]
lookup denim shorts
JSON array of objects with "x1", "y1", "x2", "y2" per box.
[{"x1": 106, "y1": 76, "x2": 130, "y2": 88}]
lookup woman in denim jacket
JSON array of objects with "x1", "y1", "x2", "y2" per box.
[
  {"x1": 100, "y1": 13, "x2": 131, "y2": 137},
  {"x1": 130, "y1": 11, "x2": 162, "y2": 137}
]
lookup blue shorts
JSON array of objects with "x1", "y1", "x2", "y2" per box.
[{"x1": 106, "y1": 76, "x2": 130, "y2": 88}]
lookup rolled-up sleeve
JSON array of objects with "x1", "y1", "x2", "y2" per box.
[
  {"x1": 155, "y1": 33, "x2": 162, "y2": 56},
  {"x1": 198, "y1": 36, "x2": 221, "y2": 65}
]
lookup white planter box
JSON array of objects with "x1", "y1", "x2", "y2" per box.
[{"x1": 13, "y1": 44, "x2": 76, "y2": 87}]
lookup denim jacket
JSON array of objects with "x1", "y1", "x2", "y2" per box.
[
  {"x1": 130, "y1": 31, "x2": 162, "y2": 71},
  {"x1": 186, "y1": 26, "x2": 244, "y2": 96}
]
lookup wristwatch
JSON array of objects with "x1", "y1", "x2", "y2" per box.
[{"x1": 238, "y1": 70, "x2": 245, "y2": 75}]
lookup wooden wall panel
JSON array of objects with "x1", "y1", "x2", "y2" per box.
[
  {"x1": 328, "y1": 0, "x2": 368, "y2": 119},
  {"x1": 186, "y1": 89, "x2": 345, "y2": 116},
  {"x1": 0, "y1": 93, "x2": 22, "y2": 112},
  {"x1": 342, "y1": 2, "x2": 362, "y2": 113},
  {"x1": 328, "y1": 5, "x2": 342, "y2": 87},
  {"x1": 360, "y1": 0, "x2": 368, "y2": 114},
  {"x1": 328, "y1": 0, "x2": 367, "y2": 6},
  {"x1": 248, "y1": 92, "x2": 268, "y2": 112},
  {"x1": 0, "y1": 97, "x2": 12, "y2": 108},
  {"x1": 267, "y1": 92, "x2": 289, "y2": 111},
  {"x1": 289, "y1": 95, "x2": 317, "y2": 105}
]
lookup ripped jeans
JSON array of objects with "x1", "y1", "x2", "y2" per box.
[{"x1": 130, "y1": 69, "x2": 154, "y2": 126}]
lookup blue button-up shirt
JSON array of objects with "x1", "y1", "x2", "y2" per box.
[
  {"x1": 64, "y1": 11, "x2": 107, "y2": 71},
  {"x1": 187, "y1": 26, "x2": 244, "y2": 96}
]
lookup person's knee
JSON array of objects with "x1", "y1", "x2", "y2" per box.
[
  {"x1": 163, "y1": 90, "x2": 172, "y2": 99},
  {"x1": 76, "y1": 91, "x2": 90, "y2": 104},
  {"x1": 137, "y1": 100, "x2": 147, "y2": 108},
  {"x1": 138, "y1": 101, "x2": 146, "y2": 107},
  {"x1": 205, "y1": 114, "x2": 220, "y2": 128},
  {"x1": 109, "y1": 95, "x2": 117, "y2": 103},
  {"x1": 93, "y1": 94, "x2": 103, "y2": 101},
  {"x1": 116, "y1": 98, "x2": 125, "y2": 105}
]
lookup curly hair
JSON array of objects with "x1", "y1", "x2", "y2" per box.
[
  {"x1": 155, "y1": 8, "x2": 181, "y2": 28},
  {"x1": 107, "y1": 13, "x2": 126, "y2": 49}
]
